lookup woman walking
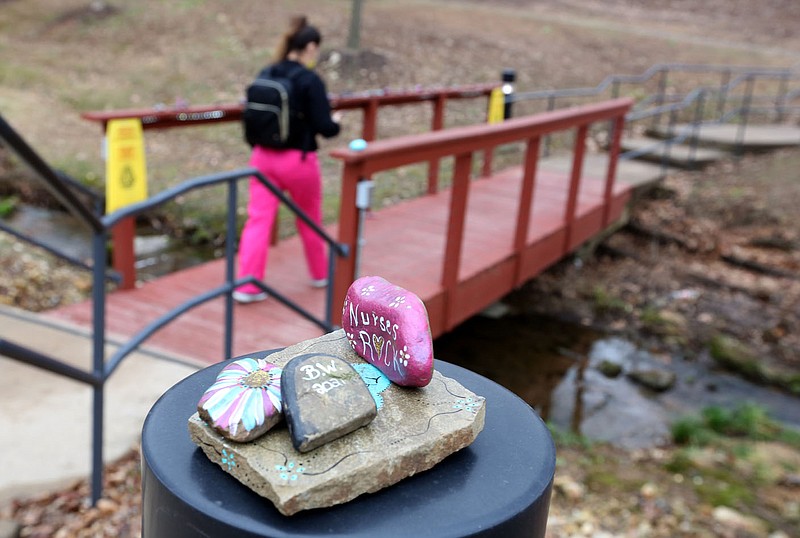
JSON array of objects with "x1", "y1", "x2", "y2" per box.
[{"x1": 234, "y1": 16, "x2": 341, "y2": 303}]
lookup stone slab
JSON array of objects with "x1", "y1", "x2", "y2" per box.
[{"x1": 188, "y1": 330, "x2": 485, "y2": 516}]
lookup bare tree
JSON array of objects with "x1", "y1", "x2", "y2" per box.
[{"x1": 347, "y1": 0, "x2": 364, "y2": 50}]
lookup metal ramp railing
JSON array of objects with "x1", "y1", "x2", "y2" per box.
[
  {"x1": 0, "y1": 113, "x2": 348, "y2": 504},
  {"x1": 507, "y1": 63, "x2": 800, "y2": 164}
]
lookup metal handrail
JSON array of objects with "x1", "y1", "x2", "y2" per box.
[
  {"x1": 509, "y1": 63, "x2": 799, "y2": 165},
  {"x1": 0, "y1": 149, "x2": 349, "y2": 504},
  {"x1": 86, "y1": 166, "x2": 348, "y2": 503},
  {"x1": 99, "y1": 167, "x2": 349, "y2": 377},
  {"x1": 511, "y1": 63, "x2": 798, "y2": 107}
]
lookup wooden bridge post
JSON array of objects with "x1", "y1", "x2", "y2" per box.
[
  {"x1": 331, "y1": 162, "x2": 365, "y2": 322},
  {"x1": 442, "y1": 152, "x2": 473, "y2": 330},
  {"x1": 427, "y1": 94, "x2": 446, "y2": 194},
  {"x1": 513, "y1": 136, "x2": 541, "y2": 286},
  {"x1": 363, "y1": 98, "x2": 379, "y2": 141},
  {"x1": 112, "y1": 219, "x2": 137, "y2": 289},
  {"x1": 602, "y1": 115, "x2": 625, "y2": 226},
  {"x1": 563, "y1": 124, "x2": 588, "y2": 252}
]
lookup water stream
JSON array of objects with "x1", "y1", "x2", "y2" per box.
[
  {"x1": 434, "y1": 311, "x2": 800, "y2": 449},
  {"x1": 3, "y1": 205, "x2": 206, "y2": 281}
]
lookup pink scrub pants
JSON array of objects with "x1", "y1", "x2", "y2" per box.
[{"x1": 236, "y1": 146, "x2": 327, "y2": 293}]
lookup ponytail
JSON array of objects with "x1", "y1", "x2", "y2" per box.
[{"x1": 274, "y1": 15, "x2": 322, "y2": 62}]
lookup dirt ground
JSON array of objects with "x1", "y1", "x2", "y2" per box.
[
  {"x1": 511, "y1": 149, "x2": 800, "y2": 390},
  {"x1": 1, "y1": 1, "x2": 800, "y2": 536}
]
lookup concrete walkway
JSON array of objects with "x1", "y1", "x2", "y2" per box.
[
  {"x1": 648, "y1": 123, "x2": 800, "y2": 151},
  {"x1": 620, "y1": 137, "x2": 729, "y2": 169},
  {"x1": 0, "y1": 305, "x2": 201, "y2": 503}
]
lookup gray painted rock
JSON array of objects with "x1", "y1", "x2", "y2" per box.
[
  {"x1": 197, "y1": 357, "x2": 283, "y2": 443},
  {"x1": 281, "y1": 354, "x2": 377, "y2": 453},
  {"x1": 342, "y1": 275, "x2": 434, "y2": 387}
]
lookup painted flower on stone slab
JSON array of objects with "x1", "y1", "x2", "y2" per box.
[{"x1": 197, "y1": 358, "x2": 283, "y2": 442}]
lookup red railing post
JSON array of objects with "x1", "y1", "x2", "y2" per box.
[
  {"x1": 112, "y1": 219, "x2": 137, "y2": 289},
  {"x1": 331, "y1": 162, "x2": 364, "y2": 322},
  {"x1": 427, "y1": 94, "x2": 446, "y2": 194},
  {"x1": 563, "y1": 124, "x2": 589, "y2": 253},
  {"x1": 602, "y1": 114, "x2": 625, "y2": 226},
  {"x1": 513, "y1": 136, "x2": 541, "y2": 285},
  {"x1": 329, "y1": 98, "x2": 634, "y2": 332},
  {"x1": 362, "y1": 98, "x2": 379, "y2": 142},
  {"x1": 481, "y1": 147, "x2": 494, "y2": 178},
  {"x1": 442, "y1": 152, "x2": 473, "y2": 330}
]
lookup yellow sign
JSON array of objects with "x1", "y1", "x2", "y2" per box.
[
  {"x1": 487, "y1": 87, "x2": 505, "y2": 124},
  {"x1": 105, "y1": 118, "x2": 147, "y2": 213}
]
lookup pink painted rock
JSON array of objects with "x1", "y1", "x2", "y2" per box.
[
  {"x1": 197, "y1": 357, "x2": 283, "y2": 442},
  {"x1": 342, "y1": 276, "x2": 433, "y2": 387}
]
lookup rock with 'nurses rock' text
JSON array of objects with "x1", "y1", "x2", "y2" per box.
[{"x1": 342, "y1": 276, "x2": 433, "y2": 387}]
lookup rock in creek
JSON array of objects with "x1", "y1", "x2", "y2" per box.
[{"x1": 342, "y1": 275, "x2": 434, "y2": 387}]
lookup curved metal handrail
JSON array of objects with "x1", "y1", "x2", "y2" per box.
[
  {"x1": 99, "y1": 167, "x2": 349, "y2": 378},
  {"x1": 1, "y1": 162, "x2": 350, "y2": 505},
  {"x1": 511, "y1": 62, "x2": 797, "y2": 106}
]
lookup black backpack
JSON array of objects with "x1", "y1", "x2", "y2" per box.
[{"x1": 242, "y1": 64, "x2": 304, "y2": 148}]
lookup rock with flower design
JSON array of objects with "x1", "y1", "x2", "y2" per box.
[
  {"x1": 341, "y1": 275, "x2": 433, "y2": 387},
  {"x1": 197, "y1": 357, "x2": 283, "y2": 442},
  {"x1": 282, "y1": 354, "x2": 377, "y2": 452}
]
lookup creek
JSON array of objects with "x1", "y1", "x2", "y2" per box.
[
  {"x1": 434, "y1": 311, "x2": 800, "y2": 449},
  {"x1": 3, "y1": 205, "x2": 212, "y2": 282}
]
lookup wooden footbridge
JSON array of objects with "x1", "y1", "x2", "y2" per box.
[
  {"x1": 4, "y1": 64, "x2": 799, "y2": 506},
  {"x1": 15, "y1": 66, "x2": 800, "y2": 367},
  {"x1": 39, "y1": 96, "x2": 656, "y2": 365}
]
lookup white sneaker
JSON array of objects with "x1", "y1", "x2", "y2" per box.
[
  {"x1": 310, "y1": 278, "x2": 328, "y2": 288},
  {"x1": 232, "y1": 290, "x2": 268, "y2": 304}
]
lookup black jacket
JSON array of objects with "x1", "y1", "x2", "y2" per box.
[{"x1": 258, "y1": 60, "x2": 340, "y2": 152}]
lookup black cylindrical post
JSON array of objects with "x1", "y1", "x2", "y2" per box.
[
  {"x1": 502, "y1": 69, "x2": 516, "y2": 120},
  {"x1": 142, "y1": 358, "x2": 555, "y2": 537}
]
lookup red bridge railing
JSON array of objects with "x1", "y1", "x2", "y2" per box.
[
  {"x1": 328, "y1": 97, "x2": 633, "y2": 329},
  {"x1": 81, "y1": 83, "x2": 498, "y2": 139},
  {"x1": 81, "y1": 83, "x2": 498, "y2": 289}
]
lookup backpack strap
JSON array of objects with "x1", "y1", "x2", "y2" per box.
[
  {"x1": 260, "y1": 62, "x2": 312, "y2": 157},
  {"x1": 283, "y1": 63, "x2": 313, "y2": 157}
]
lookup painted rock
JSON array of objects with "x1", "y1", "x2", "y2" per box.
[
  {"x1": 197, "y1": 357, "x2": 283, "y2": 443},
  {"x1": 281, "y1": 354, "x2": 377, "y2": 453},
  {"x1": 342, "y1": 276, "x2": 434, "y2": 387}
]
